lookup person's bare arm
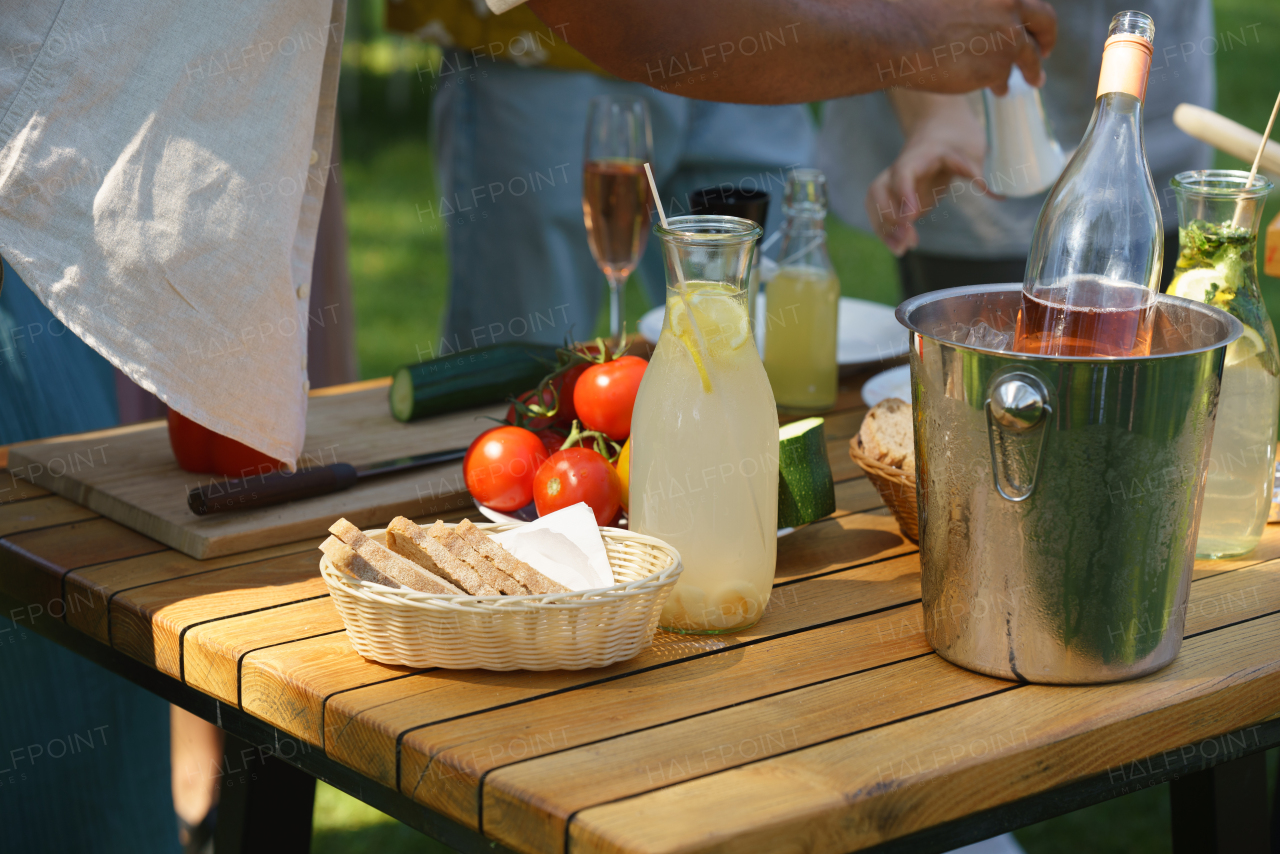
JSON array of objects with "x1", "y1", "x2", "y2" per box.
[
  {"x1": 527, "y1": 0, "x2": 1055, "y2": 104},
  {"x1": 866, "y1": 89, "x2": 989, "y2": 255}
]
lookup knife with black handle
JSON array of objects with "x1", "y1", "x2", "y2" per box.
[{"x1": 187, "y1": 447, "x2": 468, "y2": 516}]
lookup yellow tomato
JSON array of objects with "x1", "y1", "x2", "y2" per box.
[{"x1": 616, "y1": 438, "x2": 631, "y2": 511}]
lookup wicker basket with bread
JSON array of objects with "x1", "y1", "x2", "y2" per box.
[
  {"x1": 849, "y1": 398, "x2": 919, "y2": 542},
  {"x1": 319, "y1": 515, "x2": 682, "y2": 670}
]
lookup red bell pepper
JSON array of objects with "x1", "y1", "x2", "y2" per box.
[{"x1": 167, "y1": 410, "x2": 282, "y2": 477}]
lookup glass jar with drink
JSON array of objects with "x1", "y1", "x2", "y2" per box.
[
  {"x1": 630, "y1": 215, "x2": 779, "y2": 634},
  {"x1": 762, "y1": 169, "x2": 841, "y2": 412},
  {"x1": 1168, "y1": 170, "x2": 1278, "y2": 558}
]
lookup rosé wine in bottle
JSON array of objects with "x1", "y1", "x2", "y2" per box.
[{"x1": 1014, "y1": 10, "x2": 1162, "y2": 358}]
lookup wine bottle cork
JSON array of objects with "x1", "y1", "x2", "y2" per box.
[{"x1": 1096, "y1": 34, "x2": 1153, "y2": 102}]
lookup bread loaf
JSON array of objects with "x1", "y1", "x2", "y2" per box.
[{"x1": 859, "y1": 397, "x2": 915, "y2": 474}]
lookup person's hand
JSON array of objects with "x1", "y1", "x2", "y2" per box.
[
  {"x1": 865, "y1": 93, "x2": 990, "y2": 256},
  {"x1": 890, "y1": 0, "x2": 1057, "y2": 95}
]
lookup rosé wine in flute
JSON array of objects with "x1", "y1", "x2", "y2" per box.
[
  {"x1": 583, "y1": 96, "x2": 653, "y2": 339},
  {"x1": 583, "y1": 158, "x2": 650, "y2": 278}
]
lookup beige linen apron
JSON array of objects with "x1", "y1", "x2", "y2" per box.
[{"x1": 0, "y1": 0, "x2": 345, "y2": 464}]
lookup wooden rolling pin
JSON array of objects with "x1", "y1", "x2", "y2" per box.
[
  {"x1": 1173, "y1": 103, "x2": 1280, "y2": 276},
  {"x1": 1174, "y1": 103, "x2": 1280, "y2": 174}
]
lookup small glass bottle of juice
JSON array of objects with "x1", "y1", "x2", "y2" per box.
[{"x1": 763, "y1": 168, "x2": 840, "y2": 413}]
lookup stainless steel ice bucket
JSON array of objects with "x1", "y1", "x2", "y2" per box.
[{"x1": 897, "y1": 284, "x2": 1243, "y2": 684}]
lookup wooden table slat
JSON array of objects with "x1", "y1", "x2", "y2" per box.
[
  {"x1": 240, "y1": 632, "x2": 414, "y2": 747},
  {"x1": 569, "y1": 609, "x2": 1280, "y2": 854},
  {"x1": 109, "y1": 549, "x2": 328, "y2": 675},
  {"x1": 4, "y1": 516, "x2": 164, "y2": 571},
  {"x1": 0, "y1": 494, "x2": 97, "y2": 537},
  {"x1": 0, "y1": 518, "x2": 165, "y2": 622},
  {"x1": 0, "y1": 467, "x2": 52, "y2": 503},
  {"x1": 183, "y1": 596, "x2": 346, "y2": 703},
  {"x1": 63, "y1": 538, "x2": 324, "y2": 643},
  {"x1": 484, "y1": 557, "x2": 1280, "y2": 852}
]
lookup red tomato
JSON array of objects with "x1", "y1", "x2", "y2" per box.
[
  {"x1": 464, "y1": 426, "x2": 549, "y2": 511},
  {"x1": 536, "y1": 428, "x2": 566, "y2": 458},
  {"x1": 572, "y1": 356, "x2": 647, "y2": 441},
  {"x1": 533, "y1": 448, "x2": 622, "y2": 525},
  {"x1": 552, "y1": 362, "x2": 589, "y2": 427}
]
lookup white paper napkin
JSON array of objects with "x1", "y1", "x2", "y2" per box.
[{"x1": 489, "y1": 503, "x2": 615, "y2": 591}]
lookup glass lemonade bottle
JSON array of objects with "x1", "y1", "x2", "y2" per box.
[
  {"x1": 630, "y1": 215, "x2": 779, "y2": 634},
  {"x1": 1015, "y1": 11, "x2": 1163, "y2": 356},
  {"x1": 1168, "y1": 171, "x2": 1278, "y2": 558},
  {"x1": 763, "y1": 169, "x2": 841, "y2": 412}
]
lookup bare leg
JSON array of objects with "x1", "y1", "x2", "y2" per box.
[{"x1": 171, "y1": 705, "x2": 224, "y2": 847}]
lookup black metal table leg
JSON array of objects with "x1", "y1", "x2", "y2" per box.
[
  {"x1": 1170, "y1": 750, "x2": 1269, "y2": 854},
  {"x1": 213, "y1": 732, "x2": 317, "y2": 854}
]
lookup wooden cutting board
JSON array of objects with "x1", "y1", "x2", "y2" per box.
[{"x1": 7, "y1": 381, "x2": 504, "y2": 559}]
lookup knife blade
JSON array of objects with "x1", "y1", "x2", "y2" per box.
[{"x1": 187, "y1": 446, "x2": 468, "y2": 516}]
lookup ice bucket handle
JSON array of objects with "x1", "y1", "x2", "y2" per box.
[{"x1": 985, "y1": 372, "x2": 1051, "y2": 502}]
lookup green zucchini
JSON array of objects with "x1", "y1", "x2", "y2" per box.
[
  {"x1": 777, "y1": 417, "x2": 836, "y2": 528},
  {"x1": 389, "y1": 342, "x2": 559, "y2": 422}
]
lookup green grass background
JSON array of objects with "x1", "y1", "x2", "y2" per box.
[{"x1": 316, "y1": 0, "x2": 1280, "y2": 850}]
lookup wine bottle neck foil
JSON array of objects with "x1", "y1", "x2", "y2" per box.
[{"x1": 1096, "y1": 33, "x2": 1153, "y2": 102}]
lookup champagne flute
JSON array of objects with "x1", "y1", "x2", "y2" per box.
[{"x1": 583, "y1": 96, "x2": 653, "y2": 340}]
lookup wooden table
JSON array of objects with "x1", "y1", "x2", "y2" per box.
[{"x1": 2, "y1": 370, "x2": 1277, "y2": 854}]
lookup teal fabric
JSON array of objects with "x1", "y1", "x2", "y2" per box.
[
  {"x1": 0, "y1": 258, "x2": 119, "y2": 443},
  {"x1": 0, "y1": 263, "x2": 178, "y2": 852}
]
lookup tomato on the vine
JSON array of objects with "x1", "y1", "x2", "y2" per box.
[
  {"x1": 572, "y1": 355, "x2": 647, "y2": 441},
  {"x1": 505, "y1": 387, "x2": 559, "y2": 432},
  {"x1": 533, "y1": 448, "x2": 622, "y2": 525},
  {"x1": 463, "y1": 426, "x2": 549, "y2": 511},
  {"x1": 553, "y1": 362, "x2": 590, "y2": 427}
]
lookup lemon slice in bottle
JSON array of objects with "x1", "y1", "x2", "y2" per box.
[
  {"x1": 1225, "y1": 325, "x2": 1265, "y2": 368},
  {"x1": 669, "y1": 285, "x2": 747, "y2": 391},
  {"x1": 668, "y1": 294, "x2": 714, "y2": 392},
  {"x1": 688, "y1": 289, "x2": 751, "y2": 352},
  {"x1": 1168, "y1": 267, "x2": 1228, "y2": 303}
]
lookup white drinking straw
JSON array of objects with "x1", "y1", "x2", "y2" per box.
[
  {"x1": 644, "y1": 162, "x2": 712, "y2": 381},
  {"x1": 644, "y1": 162, "x2": 686, "y2": 289},
  {"x1": 1232, "y1": 89, "x2": 1280, "y2": 229}
]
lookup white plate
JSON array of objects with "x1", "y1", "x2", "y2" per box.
[
  {"x1": 861, "y1": 364, "x2": 912, "y2": 408},
  {"x1": 637, "y1": 296, "x2": 907, "y2": 368},
  {"x1": 475, "y1": 499, "x2": 539, "y2": 525},
  {"x1": 473, "y1": 498, "x2": 792, "y2": 536}
]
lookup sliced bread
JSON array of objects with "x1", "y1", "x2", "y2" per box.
[
  {"x1": 454, "y1": 519, "x2": 570, "y2": 594},
  {"x1": 425, "y1": 521, "x2": 528, "y2": 595},
  {"x1": 384, "y1": 516, "x2": 500, "y2": 596},
  {"x1": 325, "y1": 520, "x2": 462, "y2": 594}
]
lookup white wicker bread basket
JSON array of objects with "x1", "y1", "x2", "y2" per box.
[{"x1": 319, "y1": 522, "x2": 683, "y2": 670}]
